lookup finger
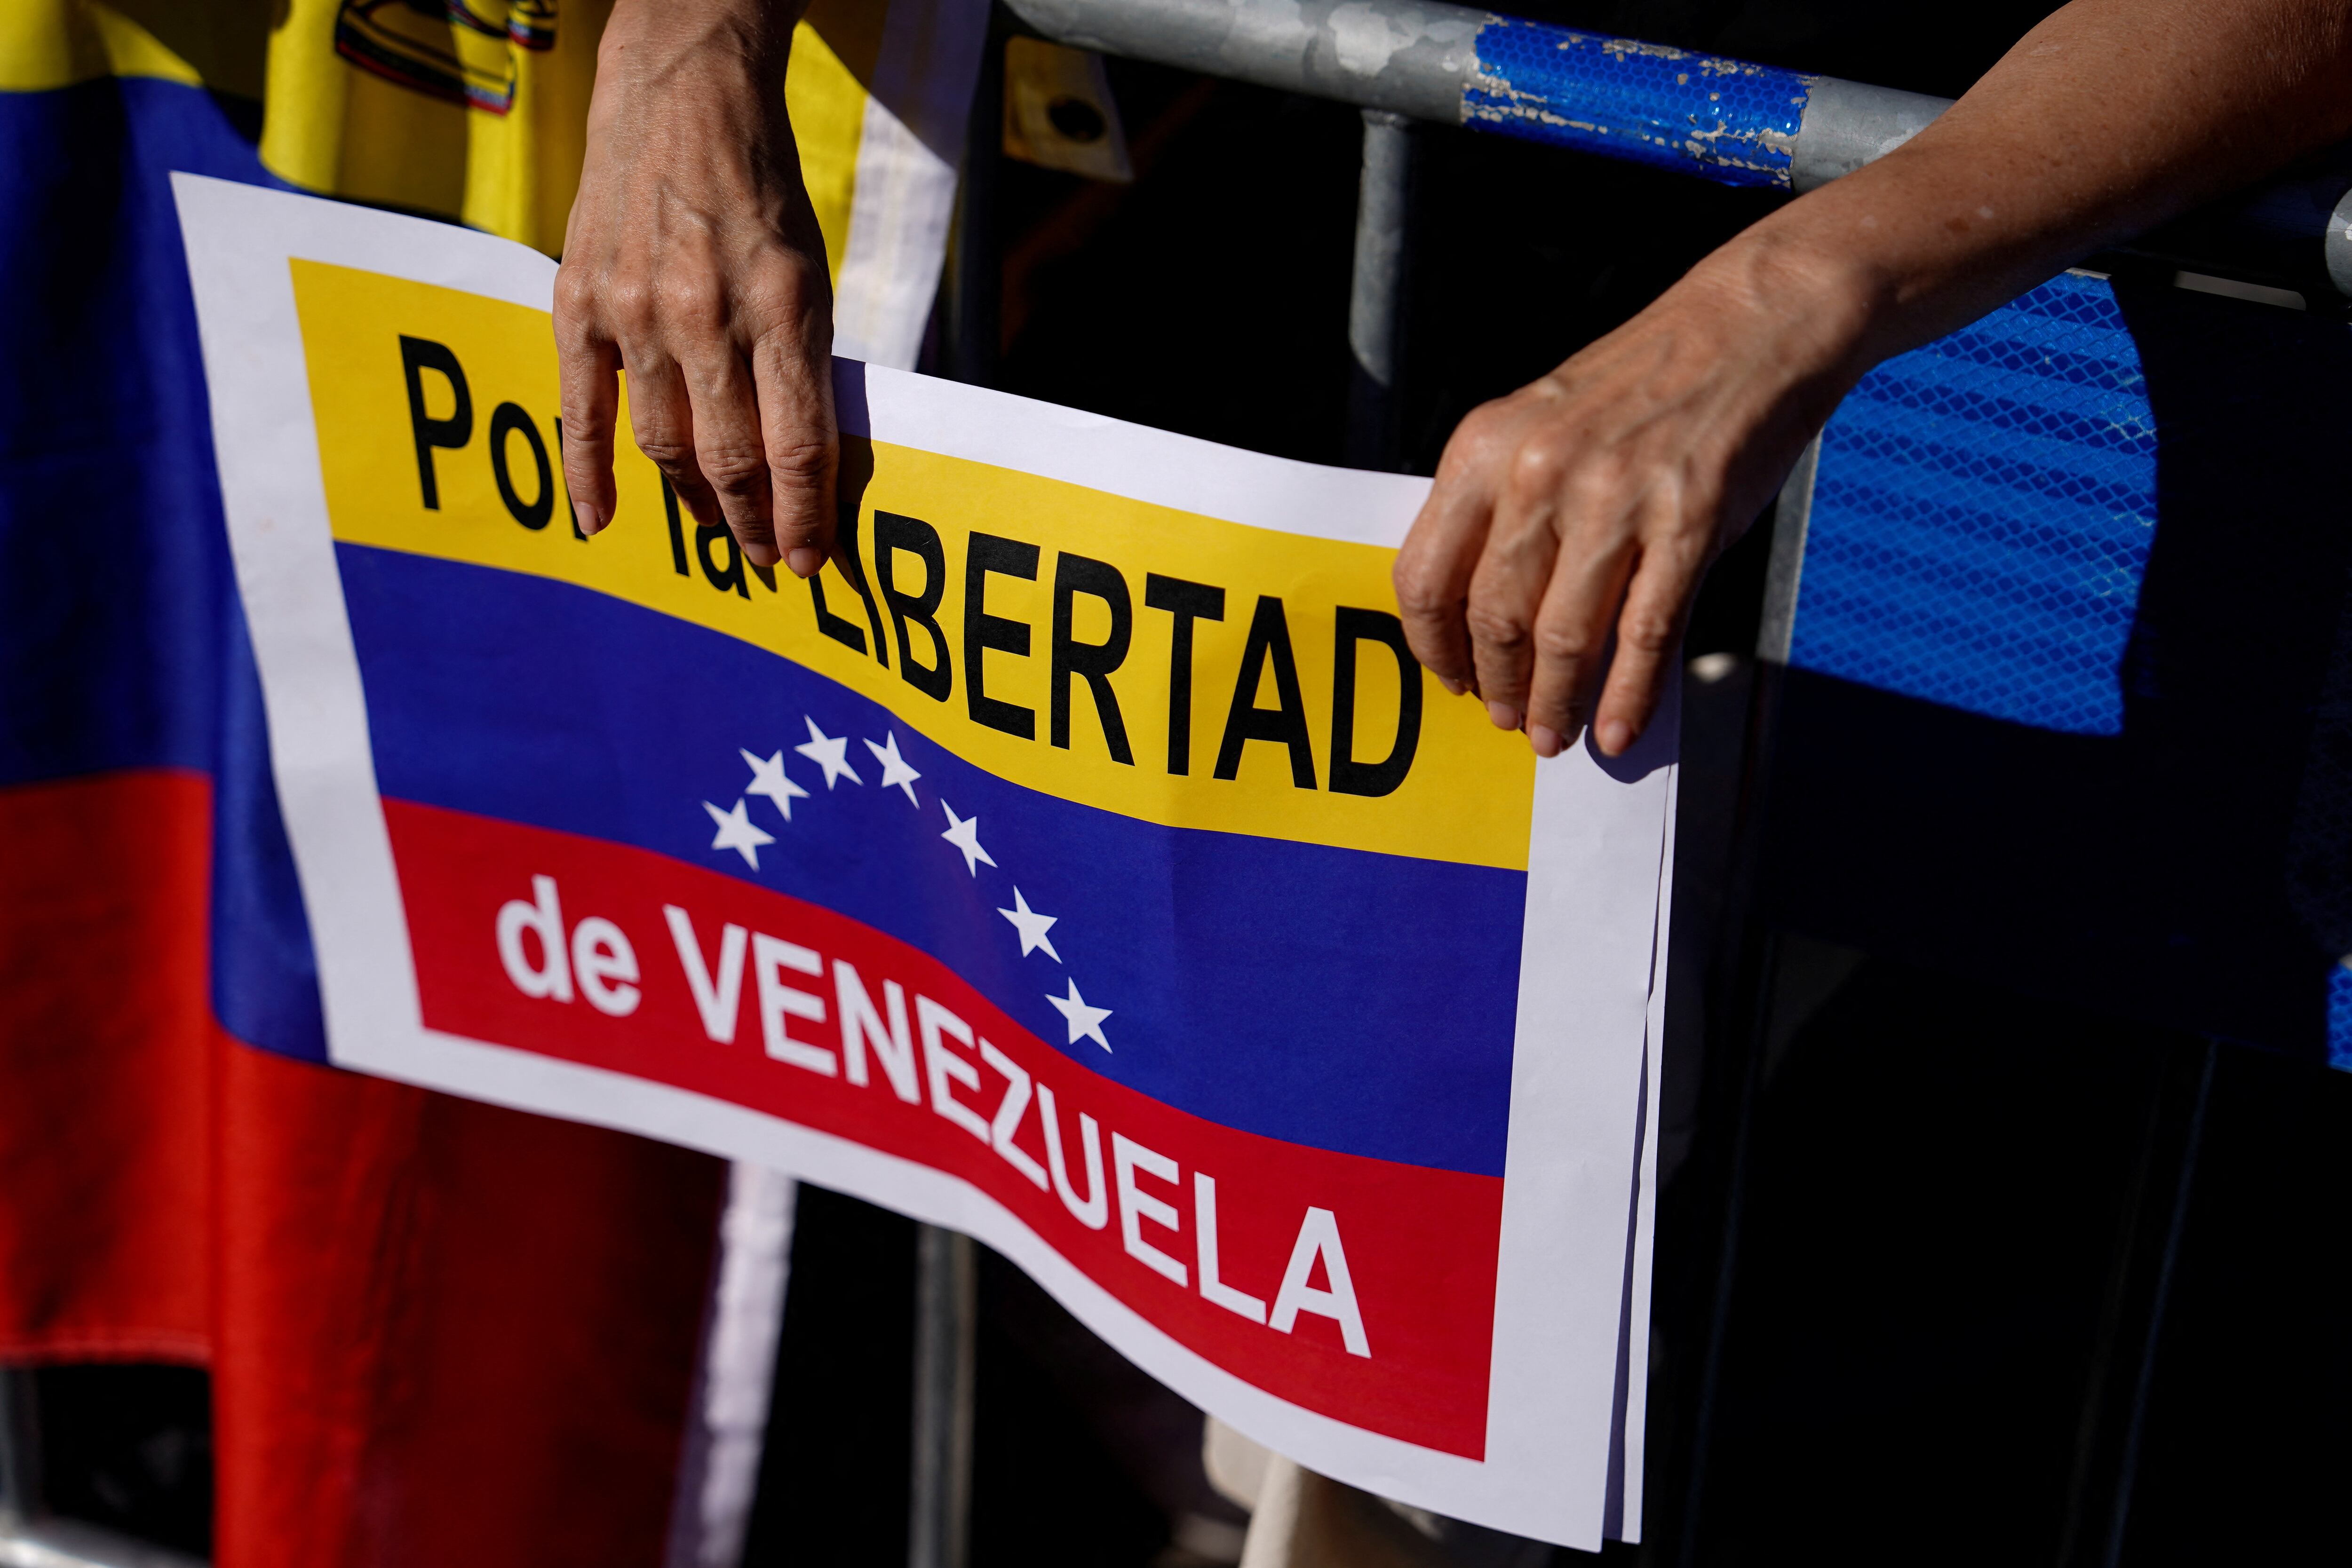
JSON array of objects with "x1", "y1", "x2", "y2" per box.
[
  {"x1": 1463, "y1": 434, "x2": 1583, "y2": 732},
  {"x1": 624, "y1": 353, "x2": 726, "y2": 532},
  {"x1": 555, "y1": 274, "x2": 621, "y2": 537},
  {"x1": 1392, "y1": 408, "x2": 1511, "y2": 695},
  {"x1": 1589, "y1": 543, "x2": 1703, "y2": 757},
  {"x1": 1521, "y1": 518, "x2": 1641, "y2": 757},
  {"x1": 681, "y1": 346, "x2": 781, "y2": 569},
  {"x1": 752, "y1": 315, "x2": 836, "y2": 579}
]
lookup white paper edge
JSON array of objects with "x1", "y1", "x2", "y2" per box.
[
  {"x1": 171, "y1": 173, "x2": 1670, "y2": 1551},
  {"x1": 1610, "y1": 678, "x2": 1678, "y2": 1544}
]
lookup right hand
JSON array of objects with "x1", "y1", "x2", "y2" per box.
[{"x1": 556, "y1": 0, "x2": 834, "y2": 576}]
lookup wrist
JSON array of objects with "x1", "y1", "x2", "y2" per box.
[
  {"x1": 597, "y1": 0, "x2": 798, "y2": 77},
  {"x1": 1677, "y1": 219, "x2": 1893, "y2": 398}
]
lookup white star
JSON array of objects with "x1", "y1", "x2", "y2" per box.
[
  {"x1": 864, "y1": 731, "x2": 923, "y2": 808},
  {"x1": 703, "y1": 798, "x2": 776, "y2": 870},
  {"x1": 741, "y1": 748, "x2": 810, "y2": 822},
  {"x1": 1045, "y1": 978, "x2": 1112, "y2": 1052},
  {"x1": 794, "y1": 717, "x2": 863, "y2": 789},
  {"x1": 939, "y1": 800, "x2": 998, "y2": 877},
  {"x1": 997, "y1": 888, "x2": 1062, "y2": 962}
]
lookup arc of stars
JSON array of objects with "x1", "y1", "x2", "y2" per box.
[{"x1": 699, "y1": 718, "x2": 1115, "y2": 1045}]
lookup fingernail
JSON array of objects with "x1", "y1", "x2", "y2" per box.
[
  {"x1": 574, "y1": 502, "x2": 604, "y2": 537},
  {"x1": 1439, "y1": 677, "x2": 1466, "y2": 697},
  {"x1": 1486, "y1": 701, "x2": 1520, "y2": 731},
  {"x1": 787, "y1": 546, "x2": 825, "y2": 579},
  {"x1": 1529, "y1": 724, "x2": 1562, "y2": 758},
  {"x1": 1598, "y1": 719, "x2": 1634, "y2": 756},
  {"x1": 742, "y1": 539, "x2": 780, "y2": 569}
]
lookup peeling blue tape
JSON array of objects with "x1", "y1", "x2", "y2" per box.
[{"x1": 1463, "y1": 19, "x2": 1810, "y2": 189}]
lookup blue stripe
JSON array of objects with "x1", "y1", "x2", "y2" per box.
[
  {"x1": 338, "y1": 544, "x2": 1526, "y2": 1176},
  {"x1": 1463, "y1": 20, "x2": 1808, "y2": 189},
  {"x1": 0, "y1": 77, "x2": 325, "y2": 1061},
  {"x1": 2330, "y1": 963, "x2": 2352, "y2": 1072}
]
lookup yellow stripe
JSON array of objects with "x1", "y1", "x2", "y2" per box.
[
  {"x1": 0, "y1": 0, "x2": 209, "y2": 93},
  {"x1": 290, "y1": 261, "x2": 1536, "y2": 871}
]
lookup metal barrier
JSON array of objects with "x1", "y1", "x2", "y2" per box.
[
  {"x1": 1006, "y1": 0, "x2": 1950, "y2": 190},
  {"x1": 10, "y1": 5, "x2": 2333, "y2": 1563},
  {"x1": 915, "y1": 8, "x2": 2344, "y2": 1566}
]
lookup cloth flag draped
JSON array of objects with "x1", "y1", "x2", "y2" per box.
[{"x1": 0, "y1": 1, "x2": 980, "y2": 1562}]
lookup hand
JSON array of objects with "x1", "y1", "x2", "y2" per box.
[
  {"x1": 1393, "y1": 0, "x2": 2352, "y2": 764},
  {"x1": 1392, "y1": 235, "x2": 1872, "y2": 759},
  {"x1": 556, "y1": 0, "x2": 833, "y2": 575}
]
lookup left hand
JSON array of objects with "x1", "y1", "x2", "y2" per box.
[{"x1": 1392, "y1": 232, "x2": 1868, "y2": 758}]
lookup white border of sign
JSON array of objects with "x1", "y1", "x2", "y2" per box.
[{"x1": 173, "y1": 174, "x2": 1669, "y2": 1550}]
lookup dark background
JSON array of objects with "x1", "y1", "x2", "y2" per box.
[{"x1": 18, "y1": 3, "x2": 2350, "y2": 1563}]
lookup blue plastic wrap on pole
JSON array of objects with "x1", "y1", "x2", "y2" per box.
[{"x1": 1463, "y1": 17, "x2": 1812, "y2": 188}]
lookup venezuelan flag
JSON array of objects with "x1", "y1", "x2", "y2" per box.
[{"x1": 0, "y1": 2, "x2": 979, "y2": 1561}]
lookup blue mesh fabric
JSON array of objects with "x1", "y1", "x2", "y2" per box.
[
  {"x1": 1790, "y1": 272, "x2": 2158, "y2": 735},
  {"x1": 1463, "y1": 18, "x2": 1809, "y2": 188},
  {"x1": 2331, "y1": 963, "x2": 2352, "y2": 1071}
]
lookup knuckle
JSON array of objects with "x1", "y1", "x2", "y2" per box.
[
  {"x1": 658, "y1": 274, "x2": 729, "y2": 335},
  {"x1": 606, "y1": 276, "x2": 659, "y2": 338},
  {"x1": 765, "y1": 437, "x2": 833, "y2": 492},
  {"x1": 1456, "y1": 400, "x2": 1505, "y2": 445},
  {"x1": 1534, "y1": 622, "x2": 1599, "y2": 665},
  {"x1": 1619, "y1": 607, "x2": 1681, "y2": 655},
  {"x1": 1463, "y1": 601, "x2": 1531, "y2": 653},
  {"x1": 635, "y1": 437, "x2": 695, "y2": 475},
  {"x1": 696, "y1": 444, "x2": 769, "y2": 495},
  {"x1": 1443, "y1": 399, "x2": 1512, "y2": 468},
  {"x1": 1391, "y1": 558, "x2": 1455, "y2": 620},
  {"x1": 1508, "y1": 438, "x2": 1567, "y2": 496},
  {"x1": 1565, "y1": 451, "x2": 1634, "y2": 506},
  {"x1": 747, "y1": 257, "x2": 828, "y2": 326},
  {"x1": 1650, "y1": 525, "x2": 1715, "y2": 574},
  {"x1": 552, "y1": 266, "x2": 600, "y2": 329}
]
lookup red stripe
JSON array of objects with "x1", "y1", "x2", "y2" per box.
[
  {"x1": 0, "y1": 773, "x2": 723, "y2": 1567},
  {"x1": 393, "y1": 798, "x2": 1501, "y2": 1457},
  {"x1": 0, "y1": 770, "x2": 214, "y2": 1365}
]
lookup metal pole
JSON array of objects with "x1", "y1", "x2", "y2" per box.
[
  {"x1": 1005, "y1": 0, "x2": 2352, "y2": 292},
  {"x1": 907, "y1": 1225, "x2": 977, "y2": 1568},
  {"x1": 1000, "y1": 0, "x2": 1946, "y2": 187},
  {"x1": 0, "y1": 1368, "x2": 37, "y2": 1530},
  {"x1": 2098, "y1": 1041, "x2": 2217, "y2": 1568},
  {"x1": 1345, "y1": 110, "x2": 1419, "y2": 471},
  {"x1": 665, "y1": 1167, "x2": 797, "y2": 1568},
  {"x1": 946, "y1": 18, "x2": 1004, "y2": 389}
]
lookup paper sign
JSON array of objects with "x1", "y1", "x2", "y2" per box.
[{"x1": 173, "y1": 174, "x2": 1669, "y2": 1549}]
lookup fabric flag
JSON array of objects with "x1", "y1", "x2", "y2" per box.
[
  {"x1": 175, "y1": 176, "x2": 1675, "y2": 1552},
  {"x1": 0, "y1": 2, "x2": 980, "y2": 1563}
]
